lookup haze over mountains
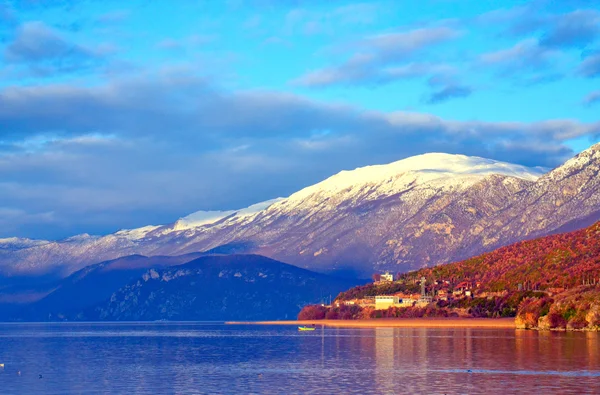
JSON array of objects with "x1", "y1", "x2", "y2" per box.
[
  {"x1": 10, "y1": 254, "x2": 361, "y2": 322},
  {"x1": 1, "y1": 144, "x2": 599, "y2": 279}
]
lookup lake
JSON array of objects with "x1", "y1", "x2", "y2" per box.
[{"x1": 0, "y1": 323, "x2": 599, "y2": 394}]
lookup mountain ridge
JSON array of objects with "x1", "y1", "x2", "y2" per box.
[
  {"x1": 1, "y1": 145, "x2": 598, "y2": 278},
  {"x1": 12, "y1": 254, "x2": 365, "y2": 322}
]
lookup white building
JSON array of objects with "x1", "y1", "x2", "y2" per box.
[
  {"x1": 375, "y1": 295, "x2": 399, "y2": 310},
  {"x1": 380, "y1": 272, "x2": 394, "y2": 282},
  {"x1": 375, "y1": 295, "x2": 415, "y2": 310}
]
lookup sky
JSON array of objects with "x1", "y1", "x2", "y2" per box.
[{"x1": 1, "y1": 0, "x2": 600, "y2": 240}]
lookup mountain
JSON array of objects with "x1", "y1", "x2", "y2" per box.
[
  {"x1": 21, "y1": 254, "x2": 363, "y2": 321},
  {"x1": 405, "y1": 220, "x2": 600, "y2": 293},
  {"x1": 1, "y1": 145, "x2": 599, "y2": 278},
  {"x1": 0, "y1": 253, "x2": 202, "y2": 321},
  {"x1": 331, "y1": 220, "x2": 600, "y2": 330},
  {"x1": 468, "y1": 145, "x2": 600, "y2": 251},
  {"x1": 12, "y1": 253, "x2": 203, "y2": 321}
]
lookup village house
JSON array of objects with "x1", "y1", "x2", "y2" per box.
[
  {"x1": 374, "y1": 295, "x2": 417, "y2": 310},
  {"x1": 380, "y1": 271, "x2": 394, "y2": 282},
  {"x1": 374, "y1": 295, "x2": 400, "y2": 310},
  {"x1": 453, "y1": 281, "x2": 472, "y2": 296},
  {"x1": 437, "y1": 289, "x2": 449, "y2": 301}
]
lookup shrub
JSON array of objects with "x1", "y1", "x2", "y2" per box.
[
  {"x1": 586, "y1": 305, "x2": 600, "y2": 327},
  {"x1": 547, "y1": 311, "x2": 567, "y2": 329},
  {"x1": 325, "y1": 309, "x2": 339, "y2": 320},
  {"x1": 515, "y1": 297, "x2": 553, "y2": 329},
  {"x1": 567, "y1": 313, "x2": 588, "y2": 330},
  {"x1": 298, "y1": 305, "x2": 327, "y2": 320}
]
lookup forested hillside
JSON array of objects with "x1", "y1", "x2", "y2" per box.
[{"x1": 309, "y1": 221, "x2": 600, "y2": 330}]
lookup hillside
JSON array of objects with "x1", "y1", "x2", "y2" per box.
[
  {"x1": 1, "y1": 144, "x2": 599, "y2": 279},
  {"x1": 9, "y1": 253, "x2": 202, "y2": 321},
  {"x1": 326, "y1": 221, "x2": 600, "y2": 330},
  {"x1": 14, "y1": 254, "x2": 363, "y2": 322},
  {"x1": 416, "y1": 221, "x2": 600, "y2": 292}
]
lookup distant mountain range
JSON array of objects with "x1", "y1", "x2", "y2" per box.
[
  {"x1": 11, "y1": 253, "x2": 203, "y2": 320},
  {"x1": 6, "y1": 254, "x2": 363, "y2": 321},
  {"x1": 1, "y1": 143, "x2": 599, "y2": 278}
]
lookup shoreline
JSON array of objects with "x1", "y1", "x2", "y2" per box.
[{"x1": 226, "y1": 317, "x2": 516, "y2": 328}]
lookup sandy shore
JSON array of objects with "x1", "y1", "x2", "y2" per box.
[{"x1": 226, "y1": 318, "x2": 516, "y2": 328}]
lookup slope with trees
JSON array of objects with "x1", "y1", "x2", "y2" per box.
[{"x1": 302, "y1": 221, "x2": 600, "y2": 330}]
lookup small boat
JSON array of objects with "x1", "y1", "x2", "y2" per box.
[{"x1": 298, "y1": 325, "x2": 316, "y2": 331}]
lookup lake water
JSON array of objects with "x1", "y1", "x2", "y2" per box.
[{"x1": 0, "y1": 323, "x2": 599, "y2": 394}]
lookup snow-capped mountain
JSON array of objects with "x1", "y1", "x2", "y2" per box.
[
  {"x1": 272, "y1": 153, "x2": 544, "y2": 212},
  {"x1": 161, "y1": 198, "x2": 285, "y2": 234},
  {"x1": 466, "y1": 143, "x2": 600, "y2": 250},
  {"x1": 1, "y1": 146, "x2": 599, "y2": 278},
  {"x1": 0, "y1": 237, "x2": 49, "y2": 251}
]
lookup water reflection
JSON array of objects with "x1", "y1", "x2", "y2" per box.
[
  {"x1": 0, "y1": 323, "x2": 598, "y2": 394},
  {"x1": 374, "y1": 328, "x2": 394, "y2": 393}
]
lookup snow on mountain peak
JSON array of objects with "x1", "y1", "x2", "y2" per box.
[
  {"x1": 0, "y1": 237, "x2": 49, "y2": 251},
  {"x1": 556, "y1": 143, "x2": 600, "y2": 171},
  {"x1": 62, "y1": 233, "x2": 99, "y2": 243},
  {"x1": 543, "y1": 142, "x2": 600, "y2": 181},
  {"x1": 286, "y1": 152, "x2": 547, "y2": 203},
  {"x1": 174, "y1": 198, "x2": 285, "y2": 231},
  {"x1": 114, "y1": 225, "x2": 161, "y2": 240},
  {"x1": 383, "y1": 153, "x2": 545, "y2": 180}
]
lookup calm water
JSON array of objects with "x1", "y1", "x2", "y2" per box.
[{"x1": 0, "y1": 323, "x2": 599, "y2": 394}]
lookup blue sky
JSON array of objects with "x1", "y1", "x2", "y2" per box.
[{"x1": 1, "y1": 0, "x2": 600, "y2": 239}]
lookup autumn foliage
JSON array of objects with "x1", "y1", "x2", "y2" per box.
[
  {"x1": 415, "y1": 221, "x2": 600, "y2": 292},
  {"x1": 297, "y1": 305, "x2": 327, "y2": 320},
  {"x1": 300, "y1": 221, "x2": 600, "y2": 330}
]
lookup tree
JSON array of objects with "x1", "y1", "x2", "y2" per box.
[{"x1": 298, "y1": 305, "x2": 327, "y2": 320}]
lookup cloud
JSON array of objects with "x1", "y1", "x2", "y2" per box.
[
  {"x1": 294, "y1": 26, "x2": 460, "y2": 88},
  {"x1": 583, "y1": 90, "x2": 600, "y2": 105},
  {"x1": 482, "y1": 7, "x2": 600, "y2": 49},
  {"x1": 1, "y1": 73, "x2": 599, "y2": 238},
  {"x1": 479, "y1": 6, "x2": 546, "y2": 37},
  {"x1": 477, "y1": 7, "x2": 600, "y2": 85},
  {"x1": 427, "y1": 85, "x2": 472, "y2": 104},
  {"x1": 293, "y1": 53, "x2": 376, "y2": 87},
  {"x1": 539, "y1": 10, "x2": 600, "y2": 48},
  {"x1": 479, "y1": 38, "x2": 564, "y2": 85},
  {"x1": 425, "y1": 73, "x2": 472, "y2": 104},
  {"x1": 480, "y1": 39, "x2": 555, "y2": 71},
  {"x1": 2, "y1": 21, "x2": 103, "y2": 77},
  {"x1": 365, "y1": 27, "x2": 460, "y2": 60},
  {"x1": 4, "y1": 22, "x2": 88, "y2": 63},
  {"x1": 578, "y1": 51, "x2": 600, "y2": 77}
]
